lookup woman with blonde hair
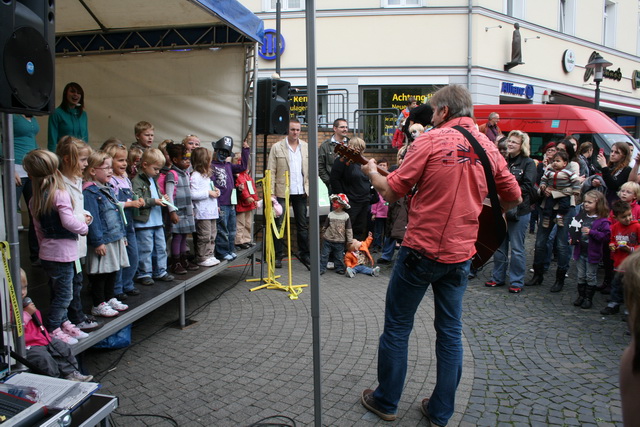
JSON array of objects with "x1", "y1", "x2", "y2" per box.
[
  {"x1": 485, "y1": 130, "x2": 537, "y2": 294},
  {"x1": 330, "y1": 137, "x2": 372, "y2": 240}
]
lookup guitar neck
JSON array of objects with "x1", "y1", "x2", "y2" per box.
[{"x1": 334, "y1": 143, "x2": 389, "y2": 177}]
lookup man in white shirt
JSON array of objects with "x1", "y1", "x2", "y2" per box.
[{"x1": 267, "y1": 119, "x2": 310, "y2": 268}]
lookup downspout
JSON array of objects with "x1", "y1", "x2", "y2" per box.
[{"x1": 467, "y1": 0, "x2": 473, "y2": 91}]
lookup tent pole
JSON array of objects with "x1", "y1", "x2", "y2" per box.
[
  {"x1": 304, "y1": 2, "x2": 322, "y2": 426},
  {"x1": 1, "y1": 113, "x2": 26, "y2": 360}
]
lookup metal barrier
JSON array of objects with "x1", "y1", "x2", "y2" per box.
[
  {"x1": 353, "y1": 108, "x2": 400, "y2": 150},
  {"x1": 289, "y1": 88, "x2": 349, "y2": 128}
]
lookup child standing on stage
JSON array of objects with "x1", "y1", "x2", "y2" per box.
[
  {"x1": 164, "y1": 143, "x2": 198, "y2": 275},
  {"x1": 370, "y1": 159, "x2": 389, "y2": 252},
  {"x1": 23, "y1": 149, "x2": 90, "y2": 344},
  {"x1": 569, "y1": 190, "x2": 610, "y2": 309},
  {"x1": 131, "y1": 149, "x2": 174, "y2": 286},
  {"x1": 320, "y1": 193, "x2": 353, "y2": 275},
  {"x1": 103, "y1": 142, "x2": 145, "y2": 300},
  {"x1": 601, "y1": 200, "x2": 640, "y2": 315},
  {"x1": 235, "y1": 157, "x2": 258, "y2": 250},
  {"x1": 345, "y1": 232, "x2": 380, "y2": 278},
  {"x1": 56, "y1": 137, "x2": 99, "y2": 333},
  {"x1": 190, "y1": 147, "x2": 221, "y2": 267},
  {"x1": 83, "y1": 152, "x2": 130, "y2": 317}
]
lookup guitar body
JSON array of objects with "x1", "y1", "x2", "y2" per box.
[
  {"x1": 333, "y1": 143, "x2": 506, "y2": 269},
  {"x1": 473, "y1": 204, "x2": 507, "y2": 269}
]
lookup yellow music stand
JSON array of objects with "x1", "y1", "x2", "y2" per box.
[{"x1": 248, "y1": 171, "x2": 307, "y2": 299}]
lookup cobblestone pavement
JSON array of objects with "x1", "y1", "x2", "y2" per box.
[{"x1": 84, "y1": 235, "x2": 628, "y2": 426}]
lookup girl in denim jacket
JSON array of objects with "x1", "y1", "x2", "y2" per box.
[
  {"x1": 23, "y1": 149, "x2": 90, "y2": 345},
  {"x1": 83, "y1": 151, "x2": 130, "y2": 317}
]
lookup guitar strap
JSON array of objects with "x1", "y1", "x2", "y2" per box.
[{"x1": 452, "y1": 125, "x2": 503, "y2": 228}]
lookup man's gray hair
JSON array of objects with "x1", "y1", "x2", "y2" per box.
[
  {"x1": 430, "y1": 85, "x2": 473, "y2": 120},
  {"x1": 489, "y1": 112, "x2": 499, "y2": 120}
]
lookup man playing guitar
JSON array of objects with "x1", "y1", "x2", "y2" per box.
[{"x1": 359, "y1": 85, "x2": 521, "y2": 425}]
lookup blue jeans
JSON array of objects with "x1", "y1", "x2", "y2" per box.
[
  {"x1": 352, "y1": 265, "x2": 374, "y2": 275},
  {"x1": 380, "y1": 237, "x2": 398, "y2": 262},
  {"x1": 373, "y1": 247, "x2": 470, "y2": 426},
  {"x1": 215, "y1": 205, "x2": 237, "y2": 258},
  {"x1": 373, "y1": 218, "x2": 386, "y2": 249},
  {"x1": 135, "y1": 226, "x2": 168, "y2": 279},
  {"x1": 40, "y1": 259, "x2": 74, "y2": 332},
  {"x1": 67, "y1": 270, "x2": 87, "y2": 325},
  {"x1": 575, "y1": 253, "x2": 599, "y2": 287},
  {"x1": 115, "y1": 229, "x2": 139, "y2": 294},
  {"x1": 534, "y1": 209, "x2": 572, "y2": 272},
  {"x1": 491, "y1": 213, "x2": 530, "y2": 288},
  {"x1": 320, "y1": 241, "x2": 345, "y2": 274}
]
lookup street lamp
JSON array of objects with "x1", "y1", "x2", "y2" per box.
[{"x1": 585, "y1": 53, "x2": 612, "y2": 110}]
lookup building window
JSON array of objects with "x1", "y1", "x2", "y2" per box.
[
  {"x1": 559, "y1": 0, "x2": 576, "y2": 35},
  {"x1": 603, "y1": 0, "x2": 617, "y2": 47},
  {"x1": 263, "y1": 0, "x2": 304, "y2": 11},
  {"x1": 382, "y1": 0, "x2": 422, "y2": 7},
  {"x1": 506, "y1": 0, "x2": 525, "y2": 19}
]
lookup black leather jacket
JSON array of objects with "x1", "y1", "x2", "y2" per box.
[{"x1": 507, "y1": 153, "x2": 537, "y2": 217}]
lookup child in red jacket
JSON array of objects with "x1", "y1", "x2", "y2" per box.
[
  {"x1": 345, "y1": 232, "x2": 380, "y2": 278},
  {"x1": 601, "y1": 200, "x2": 640, "y2": 315},
  {"x1": 235, "y1": 159, "x2": 258, "y2": 250}
]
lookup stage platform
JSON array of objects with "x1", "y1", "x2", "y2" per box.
[{"x1": 19, "y1": 230, "x2": 260, "y2": 356}]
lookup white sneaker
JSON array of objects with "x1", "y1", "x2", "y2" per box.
[
  {"x1": 107, "y1": 298, "x2": 128, "y2": 312},
  {"x1": 66, "y1": 371, "x2": 94, "y2": 382},
  {"x1": 61, "y1": 321, "x2": 89, "y2": 339},
  {"x1": 91, "y1": 302, "x2": 119, "y2": 318},
  {"x1": 51, "y1": 328, "x2": 78, "y2": 345},
  {"x1": 327, "y1": 262, "x2": 335, "y2": 270},
  {"x1": 198, "y1": 257, "x2": 221, "y2": 267},
  {"x1": 372, "y1": 266, "x2": 380, "y2": 277},
  {"x1": 346, "y1": 267, "x2": 355, "y2": 278}
]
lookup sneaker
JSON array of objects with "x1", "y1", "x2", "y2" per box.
[
  {"x1": 361, "y1": 389, "x2": 396, "y2": 422},
  {"x1": 61, "y1": 321, "x2": 89, "y2": 339},
  {"x1": 125, "y1": 287, "x2": 141, "y2": 296},
  {"x1": 198, "y1": 257, "x2": 220, "y2": 267},
  {"x1": 275, "y1": 259, "x2": 283, "y2": 268},
  {"x1": 91, "y1": 302, "x2": 119, "y2": 318},
  {"x1": 76, "y1": 317, "x2": 100, "y2": 331},
  {"x1": 223, "y1": 254, "x2": 234, "y2": 261},
  {"x1": 230, "y1": 252, "x2": 238, "y2": 260},
  {"x1": 107, "y1": 298, "x2": 128, "y2": 312},
  {"x1": 508, "y1": 286, "x2": 523, "y2": 294},
  {"x1": 346, "y1": 267, "x2": 355, "y2": 278},
  {"x1": 155, "y1": 273, "x2": 174, "y2": 282},
  {"x1": 137, "y1": 277, "x2": 155, "y2": 286},
  {"x1": 372, "y1": 266, "x2": 380, "y2": 277},
  {"x1": 66, "y1": 371, "x2": 94, "y2": 382},
  {"x1": 600, "y1": 304, "x2": 620, "y2": 315},
  {"x1": 326, "y1": 262, "x2": 335, "y2": 270},
  {"x1": 335, "y1": 270, "x2": 345, "y2": 275},
  {"x1": 50, "y1": 328, "x2": 78, "y2": 345},
  {"x1": 485, "y1": 280, "x2": 505, "y2": 287},
  {"x1": 377, "y1": 258, "x2": 391, "y2": 265}
]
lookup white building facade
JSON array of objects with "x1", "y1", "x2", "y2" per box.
[{"x1": 247, "y1": 0, "x2": 640, "y2": 140}]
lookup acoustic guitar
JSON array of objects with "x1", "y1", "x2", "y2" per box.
[{"x1": 333, "y1": 143, "x2": 506, "y2": 269}]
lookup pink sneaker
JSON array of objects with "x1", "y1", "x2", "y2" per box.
[
  {"x1": 61, "y1": 321, "x2": 89, "y2": 339},
  {"x1": 51, "y1": 327, "x2": 78, "y2": 345}
]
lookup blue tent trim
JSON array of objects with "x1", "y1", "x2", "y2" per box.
[{"x1": 192, "y1": 0, "x2": 265, "y2": 43}]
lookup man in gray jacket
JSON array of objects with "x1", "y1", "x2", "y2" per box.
[{"x1": 318, "y1": 118, "x2": 349, "y2": 194}]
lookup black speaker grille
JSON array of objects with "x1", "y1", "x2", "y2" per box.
[{"x1": 4, "y1": 26, "x2": 54, "y2": 110}]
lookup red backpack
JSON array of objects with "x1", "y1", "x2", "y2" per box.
[{"x1": 157, "y1": 169, "x2": 178, "y2": 197}]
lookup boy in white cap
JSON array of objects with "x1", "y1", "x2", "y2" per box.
[{"x1": 320, "y1": 194, "x2": 353, "y2": 275}]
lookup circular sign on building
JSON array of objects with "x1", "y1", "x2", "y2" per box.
[
  {"x1": 562, "y1": 49, "x2": 575, "y2": 73},
  {"x1": 259, "y1": 29, "x2": 285, "y2": 61}
]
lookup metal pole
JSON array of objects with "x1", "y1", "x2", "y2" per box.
[
  {"x1": 594, "y1": 79, "x2": 601, "y2": 110},
  {"x1": 304, "y1": 1, "x2": 322, "y2": 425},
  {"x1": 1, "y1": 113, "x2": 26, "y2": 358},
  {"x1": 275, "y1": 0, "x2": 281, "y2": 76}
]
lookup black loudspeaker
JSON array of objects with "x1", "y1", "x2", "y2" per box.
[
  {"x1": 256, "y1": 78, "x2": 290, "y2": 135},
  {"x1": 0, "y1": 0, "x2": 55, "y2": 115}
]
